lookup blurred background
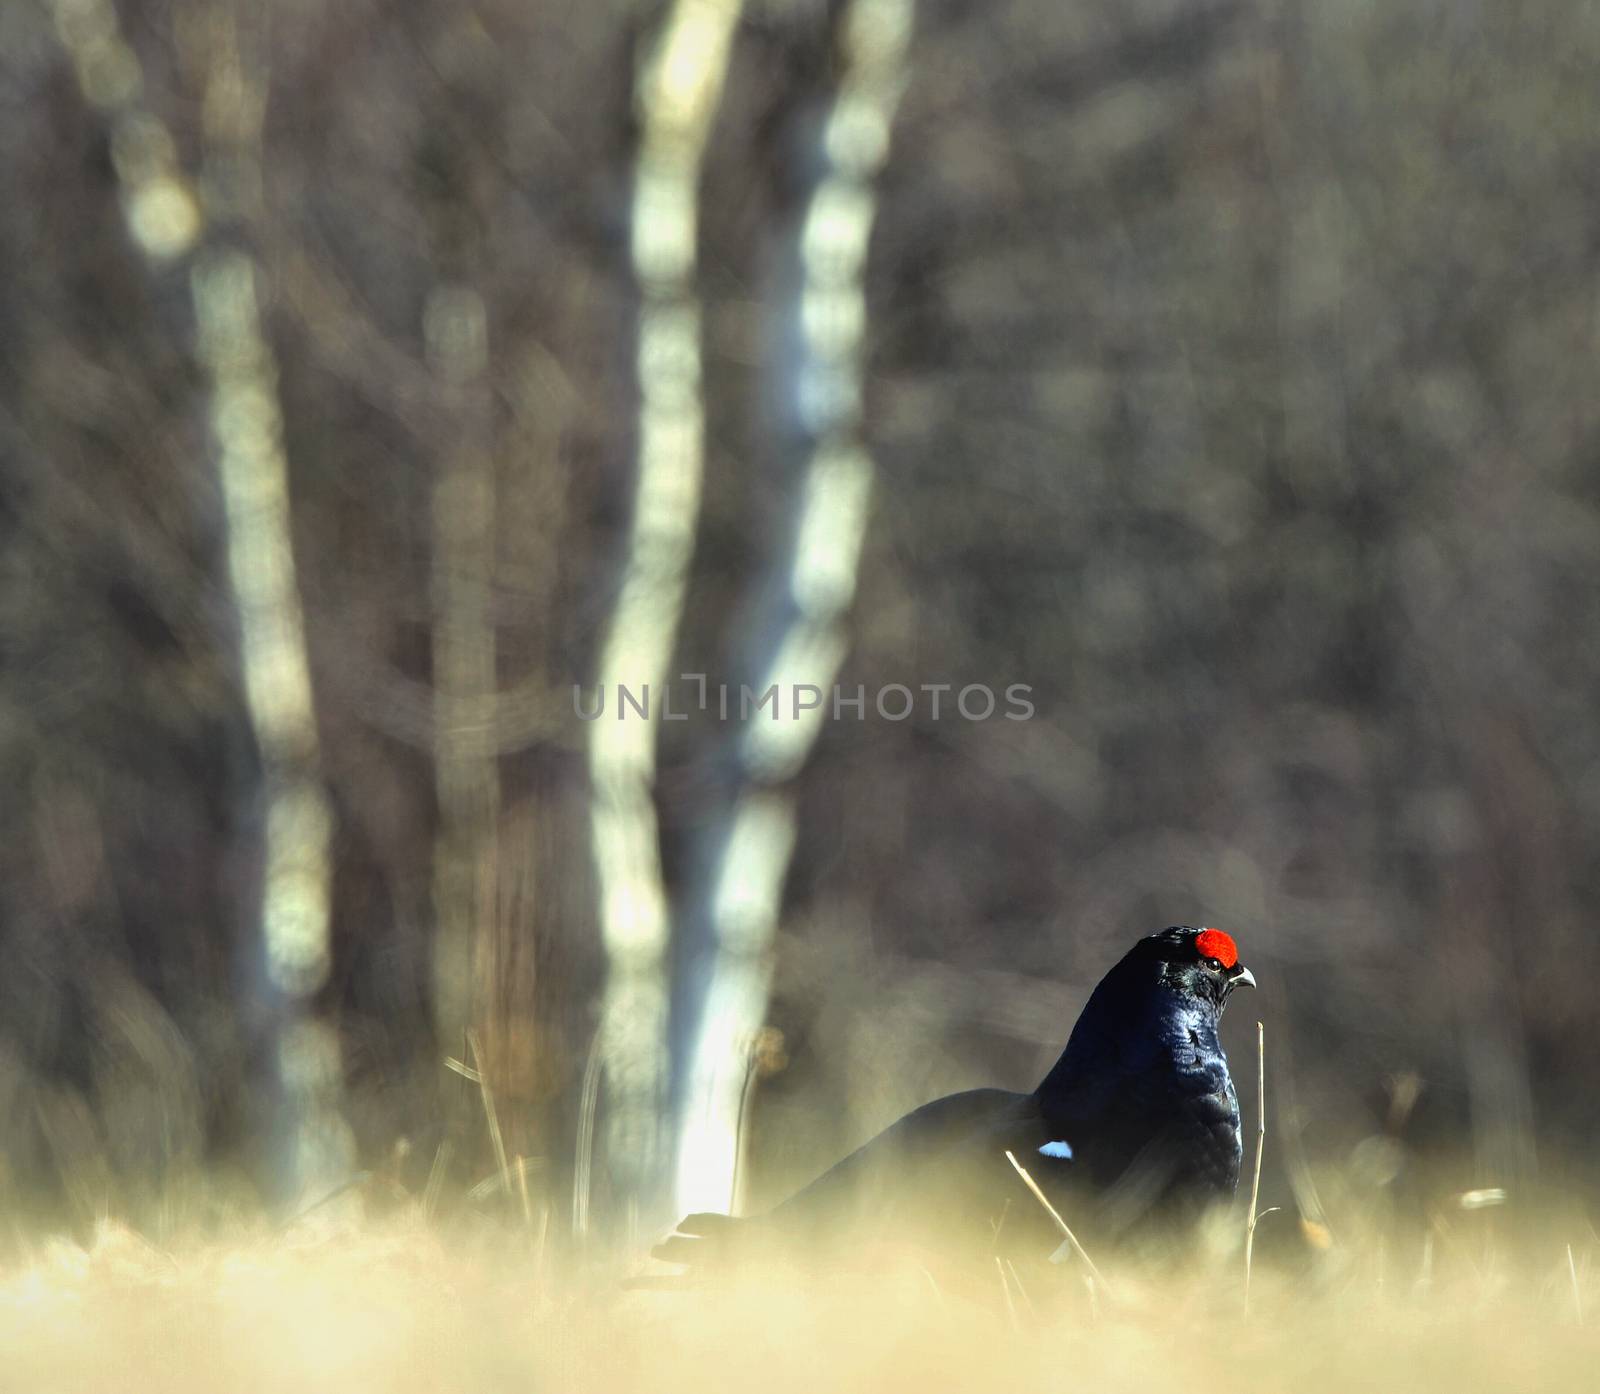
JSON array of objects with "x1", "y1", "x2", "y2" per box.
[{"x1": 2, "y1": 0, "x2": 1598, "y2": 1254}]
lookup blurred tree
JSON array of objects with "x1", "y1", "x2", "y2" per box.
[
  {"x1": 672, "y1": 0, "x2": 912, "y2": 1222},
  {"x1": 45, "y1": 0, "x2": 350, "y2": 1209},
  {"x1": 4, "y1": 0, "x2": 1600, "y2": 1242},
  {"x1": 588, "y1": 0, "x2": 747, "y2": 1229}
]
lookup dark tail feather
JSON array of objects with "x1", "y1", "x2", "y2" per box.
[{"x1": 650, "y1": 1211, "x2": 747, "y2": 1267}]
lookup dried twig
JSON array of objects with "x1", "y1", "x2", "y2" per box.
[
  {"x1": 1245, "y1": 1020, "x2": 1266, "y2": 1312},
  {"x1": 1003, "y1": 1149, "x2": 1110, "y2": 1295}
]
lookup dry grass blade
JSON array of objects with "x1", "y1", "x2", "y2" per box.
[
  {"x1": 1245, "y1": 1019, "x2": 1266, "y2": 1312},
  {"x1": 515, "y1": 1153, "x2": 534, "y2": 1227},
  {"x1": 468, "y1": 1155, "x2": 542, "y2": 1206},
  {"x1": 1417, "y1": 1232, "x2": 1434, "y2": 1293},
  {"x1": 276, "y1": 1171, "x2": 371, "y2": 1232},
  {"x1": 536, "y1": 1204, "x2": 551, "y2": 1278},
  {"x1": 990, "y1": 1196, "x2": 1011, "y2": 1251},
  {"x1": 1568, "y1": 1243, "x2": 1584, "y2": 1326},
  {"x1": 730, "y1": 1030, "x2": 777, "y2": 1217},
  {"x1": 1005, "y1": 1257, "x2": 1036, "y2": 1320},
  {"x1": 443, "y1": 1056, "x2": 483, "y2": 1084},
  {"x1": 468, "y1": 1031, "x2": 511, "y2": 1194},
  {"x1": 995, "y1": 1256, "x2": 1021, "y2": 1333},
  {"x1": 423, "y1": 1138, "x2": 452, "y2": 1220},
  {"x1": 1003, "y1": 1149, "x2": 1110, "y2": 1295},
  {"x1": 572, "y1": 1029, "x2": 604, "y2": 1241}
]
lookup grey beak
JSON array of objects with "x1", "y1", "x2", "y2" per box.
[{"x1": 1231, "y1": 965, "x2": 1257, "y2": 991}]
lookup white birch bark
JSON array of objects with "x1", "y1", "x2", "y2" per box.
[
  {"x1": 673, "y1": 0, "x2": 915, "y2": 1219},
  {"x1": 51, "y1": 0, "x2": 350, "y2": 1201},
  {"x1": 590, "y1": 0, "x2": 746, "y2": 1206}
]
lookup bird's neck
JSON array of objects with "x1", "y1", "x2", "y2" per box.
[{"x1": 1035, "y1": 977, "x2": 1221, "y2": 1101}]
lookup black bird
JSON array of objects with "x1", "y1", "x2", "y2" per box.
[{"x1": 653, "y1": 926, "x2": 1256, "y2": 1272}]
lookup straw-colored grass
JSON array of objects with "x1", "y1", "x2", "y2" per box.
[{"x1": 0, "y1": 1205, "x2": 1591, "y2": 1394}]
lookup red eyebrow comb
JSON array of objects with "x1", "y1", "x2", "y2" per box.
[{"x1": 1194, "y1": 928, "x2": 1239, "y2": 969}]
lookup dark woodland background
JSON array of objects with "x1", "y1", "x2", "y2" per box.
[{"x1": 2, "y1": 0, "x2": 1599, "y2": 1240}]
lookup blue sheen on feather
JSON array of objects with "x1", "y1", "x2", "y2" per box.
[{"x1": 1038, "y1": 1139, "x2": 1074, "y2": 1160}]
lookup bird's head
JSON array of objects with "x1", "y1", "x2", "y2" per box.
[
  {"x1": 1144, "y1": 925, "x2": 1256, "y2": 1012},
  {"x1": 1040, "y1": 925, "x2": 1259, "y2": 1098}
]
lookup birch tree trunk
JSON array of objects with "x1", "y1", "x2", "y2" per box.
[
  {"x1": 672, "y1": 0, "x2": 914, "y2": 1220},
  {"x1": 51, "y1": 0, "x2": 350, "y2": 1204},
  {"x1": 587, "y1": 0, "x2": 745, "y2": 1224}
]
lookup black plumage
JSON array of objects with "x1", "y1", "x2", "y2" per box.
[{"x1": 653, "y1": 926, "x2": 1256, "y2": 1271}]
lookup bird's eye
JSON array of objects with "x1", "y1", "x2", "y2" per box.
[{"x1": 1205, "y1": 957, "x2": 1223, "y2": 972}]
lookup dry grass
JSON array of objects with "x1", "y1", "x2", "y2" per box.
[{"x1": 0, "y1": 1205, "x2": 1592, "y2": 1394}]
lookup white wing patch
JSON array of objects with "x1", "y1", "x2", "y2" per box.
[{"x1": 1038, "y1": 1139, "x2": 1074, "y2": 1160}]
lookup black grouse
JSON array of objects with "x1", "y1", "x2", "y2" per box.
[{"x1": 653, "y1": 926, "x2": 1256, "y2": 1271}]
